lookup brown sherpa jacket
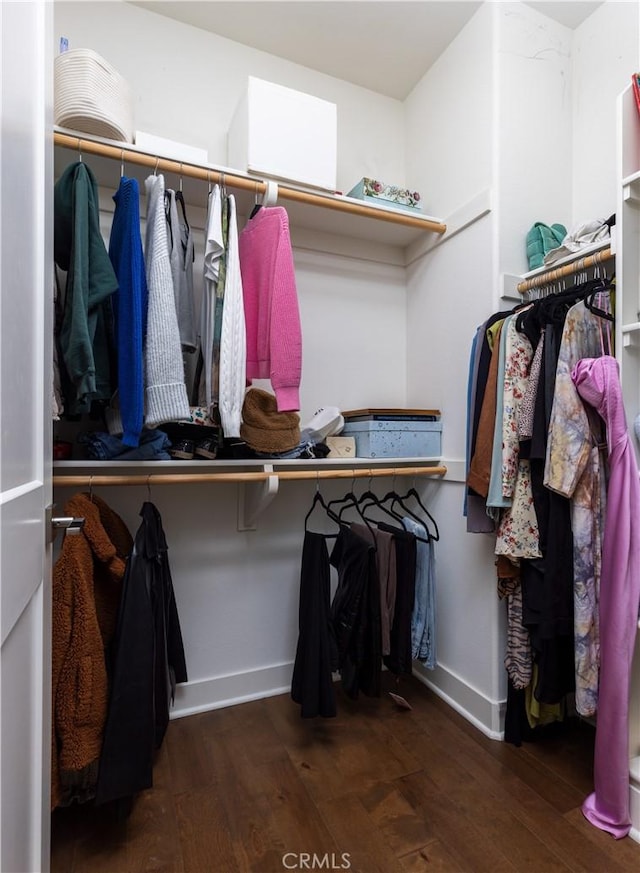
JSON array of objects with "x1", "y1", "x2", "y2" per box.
[{"x1": 51, "y1": 492, "x2": 132, "y2": 809}]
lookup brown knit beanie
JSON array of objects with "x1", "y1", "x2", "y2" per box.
[{"x1": 240, "y1": 388, "x2": 301, "y2": 453}]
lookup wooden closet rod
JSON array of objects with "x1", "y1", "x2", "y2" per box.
[
  {"x1": 517, "y1": 247, "x2": 613, "y2": 293},
  {"x1": 54, "y1": 132, "x2": 447, "y2": 234},
  {"x1": 52, "y1": 465, "x2": 447, "y2": 488}
]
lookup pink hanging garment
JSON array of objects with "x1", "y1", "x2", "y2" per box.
[{"x1": 572, "y1": 356, "x2": 640, "y2": 839}]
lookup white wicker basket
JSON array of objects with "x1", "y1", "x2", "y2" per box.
[{"x1": 54, "y1": 48, "x2": 133, "y2": 143}]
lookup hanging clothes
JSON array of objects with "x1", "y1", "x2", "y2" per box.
[
  {"x1": 544, "y1": 299, "x2": 610, "y2": 716},
  {"x1": 239, "y1": 205, "x2": 302, "y2": 412},
  {"x1": 404, "y1": 516, "x2": 436, "y2": 668},
  {"x1": 462, "y1": 322, "x2": 494, "y2": 533},
  {"x1": 378, "y1": 522, "x2": 416, "y2": 677},
  {"x1": 51, "y1": 493, "x2": 133, "y2": 809},
  {"x1": 466, "y1": 279, "x2": 615, "y2": 731},
  {"x1": 350, "y1": 522, "x2": 397, "y2": 657},
  {"x1": 53, "y1": 269, "x2": 64, "y2": 420},
  {"x1": 329, "y1": 525, "x2": 381, "y2": 699},
  {"x1": 467, "y1": 320, "x2": 505, "y2": 501},
  {"x1": 108, "y1": 175, "x2": 147, "y2": 447},
  {"x1": 54, "y1": 161, "x2": 118, "y2": 415},
  {"x1": 574, "y1": 356, "x2": 640, "y2": 839},
  {"x1": 375, "y1": 529, "x2": 397, "y2": 658},
  {"x1": 520, "y1": 287, "x2": 605, "y2": 706},
  {"x1": 143, "y1": 173, "x2": 190, "y2": 428},
  {"x1": 196, "y1": 183, "x2": 224, "y2": 413},
  {"x1": 166, "y1": 188, "x2": 197, "y2": 353},
  {"x1": 291, "y1": 531, "x2": 337, "y2": 719},
  {"x1": 95, "y1": 501, "x2": 188, "y2": 805},
  {"x1": 218, "y1": 194, "x2": 246, "y2": 438},
  {"x1": 497, "y1": 561, "x2": 532, "y2": 691},
  {"x1": 486, "y1": 314, "x2": 515, "y2": 512},
  {"x1": 494, "y1": 312, "x2": 540, "y2": 561}
]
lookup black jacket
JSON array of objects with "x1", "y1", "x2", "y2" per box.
[{"x1": 95, "y1": 502, "x2": 187, "y2": 804}]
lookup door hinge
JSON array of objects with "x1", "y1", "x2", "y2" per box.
[{"x1": 46, "y1": 504, "x2": 85, "y2": 543}]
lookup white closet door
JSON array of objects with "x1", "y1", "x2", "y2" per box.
[{"x1": 0, "y1": 2, "x2": 53, "y2": 870}]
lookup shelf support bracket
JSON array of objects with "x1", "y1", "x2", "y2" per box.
[
  {"x1": 237, "y1": 465, "x2": 279, "y2": 531},
  {"x1": 623, "y1": 183, "x2": 640, "y2": 207}
]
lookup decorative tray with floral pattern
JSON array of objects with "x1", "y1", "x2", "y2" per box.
[{"x1": 347, "y1": 177, "x2": 422, "y2": 212}]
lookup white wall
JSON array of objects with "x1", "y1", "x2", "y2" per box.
[
  {"x1": 571, "y1": 0, "x2": 640, "y2": 222},
  {"x1": 405, "y1": 3, "x2": 495, "y2": 460},
  {"x1": 496, "y1": 2, "x2": 573, "y2": 277},
  {"x1": 295, "y1": 250, "x2": 407, "y2": 417},
  {"x1": 405, "y1": 3, "x2": 494, "y2": 220},
  {"x1": 404, "y1": 4, "x2": 505, "y2": 729}
]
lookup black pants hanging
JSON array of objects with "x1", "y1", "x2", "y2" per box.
[
  {"x1": 330, "y1": 526, "x2": 381, "y2": 700},
  {"x1": 291, "y1": 531, "x2": 337, "y2": 718},
  {"x1": 378, "y1": 523, "x2": 417, "y2": 677}
]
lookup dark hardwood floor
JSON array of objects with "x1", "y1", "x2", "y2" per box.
[{"x1": 50, "y1": 673, "x2": 640, "y2": 872}]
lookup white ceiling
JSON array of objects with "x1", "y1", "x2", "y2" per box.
[{"x1": 129, "y1": 1, "x2": 604, "y2": 100}]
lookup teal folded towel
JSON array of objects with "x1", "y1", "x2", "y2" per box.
[{"x1": 526, "y1": 222, "x2": 567, "y2": 269}]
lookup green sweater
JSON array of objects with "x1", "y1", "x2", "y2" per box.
[{"x1": 54, "y1": 161, "x2": 118, "y2": 414}]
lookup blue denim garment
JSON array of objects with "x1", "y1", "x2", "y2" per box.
[
  {"x1": 403, "y1": 516, "x2": 436, "y2": 669},
  {"x1": 79, "y1": 428, "x2": 172, "y2": 461},
  {"x1": 254, "y1": 439, "x2": 317, "y2": 460}
]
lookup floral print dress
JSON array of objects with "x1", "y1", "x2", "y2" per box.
[
  {"x1": 544, "y1": 300, "x2": 609, "y2": 717},
  {"x1": 495, "y1": 314, "x2": 541, "y2": 560}
]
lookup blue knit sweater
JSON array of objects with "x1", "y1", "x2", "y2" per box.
[{"x1": 108, "y1": 177, "x2": 147, "y2": 447}]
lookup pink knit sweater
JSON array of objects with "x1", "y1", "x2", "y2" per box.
[{"x1": 238, "y1": 206, "x2": 302, "y2": 411}]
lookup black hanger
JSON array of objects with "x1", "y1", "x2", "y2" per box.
[
  {"x1": 304, "y1": 487, "x2": 341, "y2": 537},
  {"x1": 328, "y1": 488, "x2": 377, "y2": 543},
  {"x1": 359, "y1": 487, "x2": 407, "y2": 527},
  {"x1": 249, "y1": 203, "x2": 263, "y2": 219},
  {"x1": 164, "y1": 190, "x2": 174, "y2": 249},
  {"x1": 391, "y1": 486, "x2": 440, "y2": 542},
  {"x1": 360, "y1": 486, "x2": 432, "y2": 544},
  {"x1": 176, "y1": 189, "x2": 190, "y2": 231},
  {"x1": 584, "y1": 278, "x2": 615, "y2": 322},
  {"x1": 174, "y1": 189, "x2": 195, "y2": 264}
]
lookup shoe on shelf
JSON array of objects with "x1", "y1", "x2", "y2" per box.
[
  {"x1": 170, "y1": 439, "x2": 195, "y2": 460},
  {"x1": 194, "y1": 437, "x2": 218, "y2": 459},
  {"x1": 302, "y1": 406, "x2": 344, "y2": 441}
]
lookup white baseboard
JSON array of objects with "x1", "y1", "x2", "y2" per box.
[
  {"x1": 412, "y1": 661, "x2": 505, "y2": 740},
  {"x1": 170, "y1": 661, "x2": 294, "y2": 719},
  {"x1": 170, "y1": 658, "x2": 506, "y2": 742}
]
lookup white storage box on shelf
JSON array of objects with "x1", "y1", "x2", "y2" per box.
[
  {"x1": 134, "y1": 131, "x2": 208, "y2": 165},
  {"x1": 54, "y1": 48, "x2": 134, "y2": 143},
  {"x1": 227, "y1": 76, "x2": 337, "y2": 191}
]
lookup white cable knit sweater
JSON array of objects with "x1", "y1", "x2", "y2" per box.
[
  {"x1": 218, "y1": 194, "x2": 246, "y2": 438},
  {"x1": 143, "y1": 174, "x2": 190, "y2": 428}
]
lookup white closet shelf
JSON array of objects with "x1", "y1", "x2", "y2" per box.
[
  {"x1": 622, "y1": 168, "x2": 640, "y2": 187},
  {"x1": 53, "y1": 457, "x2": 444, "y2": 473},
  {"x1": 53, "y1": 128, "x2": 446, "y2": 250},
  {"x1": 53, "y1": 458, "x2": 447, "y2": 530},
  {"x1": 516, "y1": 241, "x2": 613, "y2": 293}
]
